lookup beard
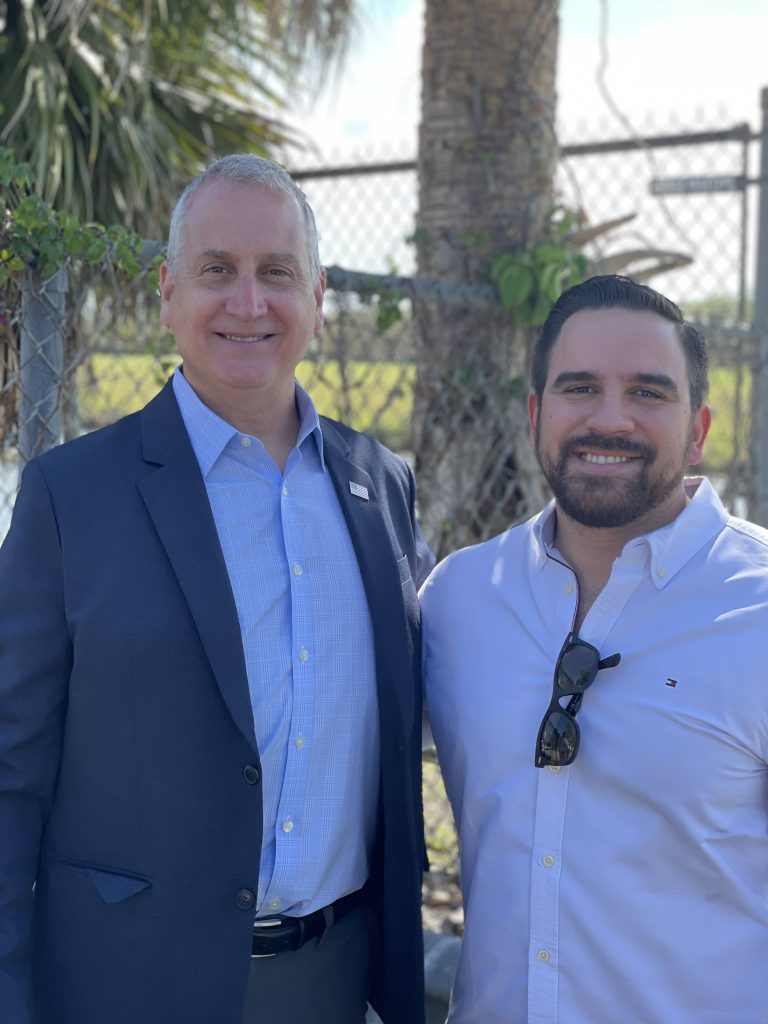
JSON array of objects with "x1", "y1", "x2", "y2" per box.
[{"x1": 536, "y1": 432, "x2": 689, "y2": 529}]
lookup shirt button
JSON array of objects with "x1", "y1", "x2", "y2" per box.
[
  {"x1": 282, "y1": 819, "x2": 294, "y2": 833},
  {"x1": 298, "y1": 648, "x2": 309, "y2": 663},
  {"x1": 536, "y1": 949, "x2": 551, "y2": 962},
  {"x1": 293, "y1": 564, "x2": 303, "y2": 576},
  {"x1": 268, "y1": 898, "x2": 280, "y2": 909},
  {"x1": 548, "y1": 765, "x2": 561, "y2": 774},
  {"x1": 282, "y1": 485, "x2": 288, "y2": 497},
  {"x1": 563, "y1": 583, "x2": 574, "y2": 594},
  {"x1": 236, "y1": 889, "x2": 255, "y2": 910},
  {"x1": 657, "y1": 567, "x2": 668, "y2": 578},
  {"x1": 240, "y1": 436, "x2": 252, "y2": 448},
  {"x1": 542, "y1": 854, "x2": 556, "y2": 868},
  {"x1": 295, "y1": 735, "x2": 305, "y2": 750}
]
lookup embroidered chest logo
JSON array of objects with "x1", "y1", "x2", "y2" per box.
[{"x1": 665, "y1": 678, "x2": 678, "y2": 688}]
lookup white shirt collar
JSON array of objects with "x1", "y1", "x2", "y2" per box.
[{"x1": 530, "y1": 476, "x2": 728, "y2": 588}]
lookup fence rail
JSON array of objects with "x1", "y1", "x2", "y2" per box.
[{"x1": 2, "y1": 105, "x2": 767, "y2": 547}]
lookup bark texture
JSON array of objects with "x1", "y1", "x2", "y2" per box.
[{"x1": 414, "y1": 0, "x2": 559, "y2": 557}]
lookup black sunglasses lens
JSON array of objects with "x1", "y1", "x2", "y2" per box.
[
  {"x1": 539, "y1": 708, "x2": 579, "y2": 765},
  {"x1": 558, "y1": 643, "x2": 599, "y2": 691}
]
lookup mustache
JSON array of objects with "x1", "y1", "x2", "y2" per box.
[{"x1": 561, "y1": 434, "x2": 655, "y2": 459}]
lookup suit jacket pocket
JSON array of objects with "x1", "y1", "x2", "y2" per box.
[{"x1": 43, "y1": 853, "x2": 152, "y2": 904}]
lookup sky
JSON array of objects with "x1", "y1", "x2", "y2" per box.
[{"x1": 287, "y1": 0, "x2": 768, "y2": 163}]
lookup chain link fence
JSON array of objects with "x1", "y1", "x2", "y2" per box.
[{"x1": 2, "y1": 112, "x2": 763, "y2": 543}]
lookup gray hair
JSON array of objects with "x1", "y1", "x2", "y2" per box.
[{"x1": 166, "y1": 154, "x2": 322, "y2": 285}]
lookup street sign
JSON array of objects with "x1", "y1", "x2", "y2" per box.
[{"x1": 650, "y1": 175, "x2": 745, "y2": 195}]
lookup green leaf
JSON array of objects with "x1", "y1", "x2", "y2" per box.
[
  {"x1": 533, "y1": 243, "x2": 567, "y2": 264},
  {"x1": 375, "y1": 296, "x2": 403, "y2": 333},
  {"x1": 497, "y1": 264, "x2": 534, "y2": 311},
  {"x1": 538, "y1": 261, "x2": 566, "y2": 304}
]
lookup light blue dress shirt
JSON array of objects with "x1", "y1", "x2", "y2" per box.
[
  {"x1": 423, "y1": 477, "x2": 768, "y2": 1024},
  {"x1": 173, "y1": 369, "x2": 378, "y2": 918}
]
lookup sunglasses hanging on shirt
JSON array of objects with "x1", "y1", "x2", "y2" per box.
[{"x1": 535, "y1": 632, "x2": 621, "y2": 768}]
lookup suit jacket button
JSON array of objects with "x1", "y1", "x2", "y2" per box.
[
  {"x1": 243, "y1": 764, "x2": 261, "y2": 785},
  {"x1": 236, "y1": 889, "x2": 255, "y2": 910}
]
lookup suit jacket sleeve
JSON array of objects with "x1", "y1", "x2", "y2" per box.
[{"x1": 0, "y1": 460, "x2": 72, "y2": 1022}]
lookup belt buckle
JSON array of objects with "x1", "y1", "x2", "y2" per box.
[{"x1": 251, "y1": 916, "x2": 283, "y2": 959}]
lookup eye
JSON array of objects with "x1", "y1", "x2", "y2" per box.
[
  {"x1": 203, "y1": 264, "x2": 229, "y2": 275},
  {"x1": 634, "y1": 388, "x2": 663, "y2": 400},
  {"x1": 564, "y1": 384, "x2": 596, "y2": 394},
  {"x1": 264, "y1": 266, "x2": 291, "y2": 278}
]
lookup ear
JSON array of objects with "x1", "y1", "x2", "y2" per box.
[
  {"x1": 688, "y1": 404, "x2": 712, "y2": 466},
  {"x1": 527, "y1": 392, "x2": 539, "y2": 443},
  {"x1": 313, "y1": 267, "x2": 326, "y2": 333},
  {"x1": 159, "y1": 262, "x2": 174, "y2": 330}
]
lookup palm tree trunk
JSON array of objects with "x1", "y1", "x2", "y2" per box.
[{"x1": 413, "y1": 0, "x2": 559, "y2": 558}]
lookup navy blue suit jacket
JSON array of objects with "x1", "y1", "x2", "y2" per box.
[{"x1": 0, "y1": 381, "x2": 432, "y2": 1024}]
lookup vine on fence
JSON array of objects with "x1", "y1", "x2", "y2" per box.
[
  {"x1": 490, "y1": 208, "x2": 588, "y2": 325},
  {"x1": 0, "y1": 148, "x2": 151, "y2": 287},
  {"x1": 353, "y1": 208, "x2": 589, "y2": 333}
]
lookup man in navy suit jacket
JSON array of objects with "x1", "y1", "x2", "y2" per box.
[{"x1": 0, "y1": 155, "x2": 433, "y2": 1023}]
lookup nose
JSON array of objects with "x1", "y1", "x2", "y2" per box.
[
  {"x1": 583, "y1": 390, "x2": 634, "y2": 435},
  {"x1": 226, "y1": 276, "x2": 268, "y2": 318}
]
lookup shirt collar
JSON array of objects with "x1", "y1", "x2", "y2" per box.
[
  {"x1": 530, "y1": 476, "x2": 728, "y2": 587},
  {"x1": 625, "y1": 476, "x2": 728, "y2": 588},
  {"x1": 172, "y1": 368, "x2": 325, "y2": 478}
]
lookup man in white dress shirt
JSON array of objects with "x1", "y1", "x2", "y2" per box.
[{"x1": 421, "y1": 274, "x2": 768, "y2": 1024}]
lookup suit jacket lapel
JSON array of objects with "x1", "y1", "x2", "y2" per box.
[
  {"x1": 321, "y1": 422, "x2": 414, "y2": 732},
  {"x1": 136, "y1": 383, "x2": 256, "y2": 751}
]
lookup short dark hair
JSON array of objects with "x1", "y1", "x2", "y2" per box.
[{"x1": 531, "y1": 275, "x2": 709, "y2": 409}]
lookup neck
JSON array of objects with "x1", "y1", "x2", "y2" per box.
[
  {"x1": 553, "y1": 487, "x2": 689, "y2": 630},
  {"x1": 185, "y1": 374, "x2": 301, "y2": 472}
]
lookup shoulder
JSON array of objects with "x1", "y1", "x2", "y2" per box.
[
  {"x1": 320, "y1": 415, "x2": 413, "y2": 486},
  {"x1": 28, "y1": 410, "x2": 142, "y2": 480},
  {"x1": 714, "y1": 514, "x2": 768, "y2": 567},
  {"x1": 320, "y1": 415, "x2": 407, "y2": 463},
  {"x1": 420, "y1": 520, "x2": 530, "y2": 604},
  {"x1": 25, "y1": 382, "x2": 179, "y2": 487}
]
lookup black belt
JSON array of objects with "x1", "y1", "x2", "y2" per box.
[{"x1": 251, "y1": 891, "x2": 360, "y2": 957}]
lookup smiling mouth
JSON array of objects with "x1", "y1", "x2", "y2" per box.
[
  {"x1": 579, "y1": 453, "x2": 637, "y2": 465},
  {"x1": 219, "y1": 332, "x2": 273, "y2": 343}
]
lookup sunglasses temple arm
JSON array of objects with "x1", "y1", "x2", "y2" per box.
[{"x1": 598, "y1": 652, "x2": 621, "y2": 671}]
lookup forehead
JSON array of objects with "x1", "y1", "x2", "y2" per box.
[
  {"x1": 547, "y1": 307, "x2": 688, "y2": 384},
  {"x1": 181, "y1": 179, "x2": 305, "y2": 255}
]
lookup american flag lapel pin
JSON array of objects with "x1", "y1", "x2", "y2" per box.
[{"x1": 349, "y1": 480, "x2": 369, "y2": 501}]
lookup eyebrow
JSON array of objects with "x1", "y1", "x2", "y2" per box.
[
  {"x1": 196, "y1": 249, "x2": 301, "y2": 266},
  {"x1": 198, "y1": 249, "x2": 232, "y2": 262},
  {"x1": 550, "y1": 370, "x2": 680, "y2": 394}
]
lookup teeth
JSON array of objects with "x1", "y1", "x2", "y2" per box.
[
  {"x1": 223, "y1": 333, "x2": 267, "y2": 342},
  {"x1": 581, "y1": 453, "x2": 631, "y2": 464}
]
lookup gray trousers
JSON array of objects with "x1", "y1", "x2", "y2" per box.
[{"x1": 240, "y1": 902, "x2": 376, "y2": 1024}]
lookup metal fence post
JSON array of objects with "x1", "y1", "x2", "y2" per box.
[
  {"x1": 18, "y1": 267, "x2": 68, "y2": 467},
  {"x1": 752, "y1": 87, "x2": 768, "y2": 525}
]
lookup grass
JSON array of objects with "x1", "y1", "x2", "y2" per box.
[
  {"x1": 76, "y1": 354, "x2": 415, "y2": 450},
  {"x1": 701, "y1": 364, "x2": 751, "y2": 472},
  {"x1": 75, "y1": 353, "x2": 750, "y2": 471}
]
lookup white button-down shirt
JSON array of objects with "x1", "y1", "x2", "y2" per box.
[{"x1": 422, "y1": 477, "x2": 768, "y2": 1024}]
